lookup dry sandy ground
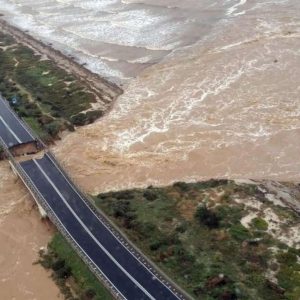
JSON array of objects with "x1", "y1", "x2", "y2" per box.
[{"x1": 0, "y1": 161, "x2": 61, "y2": 300}]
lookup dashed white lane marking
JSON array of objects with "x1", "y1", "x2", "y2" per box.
[
  {"x1": 33, "y1": 158, "x2": 156, "y2": 300},
  {"x1": 0, "y1": 116, "x2": 22, "y2": 144}
]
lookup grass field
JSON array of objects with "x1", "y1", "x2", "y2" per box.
[
  {"x1": 95, "y1": 180, "x2": 300, "y2": 300},
  {"x1": 0, "y1": 31, "x2": 103, "y2": 143}
]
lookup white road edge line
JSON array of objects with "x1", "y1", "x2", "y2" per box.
[
  {"x1": 46, "y1": 153, "x2": 183, "y2": 300},
  {"x1": 19, "y1": 162, "x2": 127, "y2": 300},
  {"x1": 33, "y1": 159, "x2": 156, "y2": 300},
  {"x1": 0, "y1": 96, "x2": 35, "y2": 140},
  {"x1": 0, "y1": 116, "x2": 22, "y2": 144}
]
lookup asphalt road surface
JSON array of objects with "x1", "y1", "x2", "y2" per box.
[
  {"x1": 20, "y1": 153, "x2": 185, "y2": 300},
  {"x1": 0, "y1": 96, "x2": 35, "y2": 147}
]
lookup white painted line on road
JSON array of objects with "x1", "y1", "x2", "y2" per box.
[
  {"x1": 0, "y1": 97, "x2": 35, "y2": 140},
  {"x1": 46, "y1": 153, "x2": 183, "y2": 300},
  {"x1": 19, "y1": 163, "x2": 127, "y2": 300},
  {"x1": 33, "y1": 159, "x2": 156, "y2": 300},
  {"x1": 0, "y1": 116, "x2": 22, "y2": 144}
]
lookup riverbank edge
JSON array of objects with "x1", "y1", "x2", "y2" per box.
[{"x1": 0, "y1": 18, "x2": 123, "y2": 112}]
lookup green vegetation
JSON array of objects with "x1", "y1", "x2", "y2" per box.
[
  {"x1": 0, "y1": 31, "x2": 103, "y2": 143},
  {"x1": 251, "y1": 217, "x2": 269, "y2": 231},
  {"x1": 0, "y1": 145, "x2": 5, "y2": 160},
  {"x1": 95, "y1": 180, "x2": 300, "y2": 300},
  {"x1": 38, "y1": 233, "x2": 113, "y2": 300},
  {"x1": 195, "y1": 204, "x2": 220, "y2": 229}
]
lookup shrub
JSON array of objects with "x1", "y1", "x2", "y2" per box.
[
  {"x1": 52, "y1": 258, "x2": 65, "y2": 271},
  {"x1": 82, "y1": 288, "x2": 96, "y2": 299},
  {"x1": 44, "y1": 121, "x2": 61, "y2": 137},
  {"x1": 136, "y1": 221, "x2": 156, "y2": 238},
  {"x1": 277, "y1": 250, "x2": 298, "y2": 266},
  {"x1": 115, "y1": 190, "x2": 134, "y2": 200},
  {"x1": 143, "y1": 190, "x2": 158, "y2": 201},
  {"x1": 175, "y1": 221, "x2": 188, "y2": 233},
  {"x1": 112, "y1": 200, "x2": 131, "y2": 218},
  {"x1": 71, "y1": 112, "x2": 86, "y2": 126},
  {"x1": 251, "y1": 218, "x2": 268, "y2": 231},
  {"x1": 55, "y1": 265, "x2": 72, "y2": 279},
  {"x1": 173, "y1": 182, "x2": 190, "y2": 192},
  {"x1": 195, "y1": 179, "x2": 229, "y2": 190},
  {"x1": 229, "y1": 224, "x2": 251, "y2": 241},
  {"x1": 195, "y1": 205, "x2": 220, "y2": 229}
]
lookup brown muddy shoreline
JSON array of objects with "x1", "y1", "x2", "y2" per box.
[{"x1": 0, "y1": 18, "x2": 123, "y2": 112}]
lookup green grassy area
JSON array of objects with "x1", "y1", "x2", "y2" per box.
[
  {"x1": 0, "y1": 31, "x2": 103, "y2": 143},
  {"x1": 95, "y1": 180, "x2": 300, "y2": 300},
  {"x1": 39, "y1": 233, "x2": 113, "y2": 300}
]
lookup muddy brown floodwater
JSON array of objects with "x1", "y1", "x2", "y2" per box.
[
  {"x1": 53, "y1": 0, "x2": 300, "y2": 194},
  {"x1": 0, "y1": 1, "x2": 299, "y2": 299},
  {"x1": 0, "y1": 161, "x2": 61, "y2": 300}
]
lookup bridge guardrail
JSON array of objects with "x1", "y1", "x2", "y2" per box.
[
  {"x1": 0, "y1": 95, "x2": 190, "y2": 300},
  {"x1": 0, "y1": 137, "x2": 124, "y2": 300},
  {"x1": 0, "y1": 95, "x2": 44, "y2": 149},
  {"x1": 47, "y1": 150, "x2": 190, "y2": 300}
]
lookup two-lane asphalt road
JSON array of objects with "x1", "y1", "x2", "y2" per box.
[
  {"x1": 0, "y1": 96, "x2": 35, "y2": 147},
  {"x1": 20, "y1": 153, "x2": 185, "y2": 300},
  {"x1": 0, "y1": 93, "x2": 187, "y2": 299}
]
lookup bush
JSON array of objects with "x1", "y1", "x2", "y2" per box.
[
  {"x1": 195, "y1": 205, "x2": 220, "y2": 229},
  {"x1": 55, "y1": 265, "x2": 72, "y2": 279},
  {"x1": 277, "y1": 250, "x2": 298, "y2": 266},
  {"x1": 143, "y1": 189, "x2": 158, "y2": 201},
  {"x1": 71, "y1": 110, "x2": 103, "y2": 126},
  {"x1": 44, "y1": 121, "x2": 61, "y2": 137},
  {"x1": 215, "y1": 205, "x2": 244, "y2": 228},
  {"x1": 71, "y1": 112, "x2": 86, "y2": 126},
  {"x1": 229, "y1": 224, "x2": 251, "y2": 241},
  {"x1": 175, "y1": 221, "x2": 188, "y2": 233},
  {"x1": 251, "y1": 218, "x2": 268, "y2": 231},
  {"x1": 195, "y1": 179, "x2": 229, "y2": 190},
  {"x1": 112, "y1": 200, "x2": 131, "y2": 218},
  {"x1": 82, "y1": 288, "x2": 96, "y2": 299},
  {"x1": 136, "y1": 221, "x2": 156, "y2": 238},
  {"x1": 115, "y1": 190, "x2": 134, "y2": 200},
  {"x1": 173, "y1": 182, "x2": 190, "y2": 192},
  {"x1": 52, "y1": 258, "x2": 65, "y2": 271}
]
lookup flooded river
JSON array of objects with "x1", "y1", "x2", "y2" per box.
[
  {"x1": 0, "y1": 2, "x2": 299, "y2": 191},
  {"x1": 0, "y1": 162, "x2": 61, "y2": 299},
  {"x1": 0, "y1": 1, "x2": 299, "y2": 298},
  {"x1": 51, "y1": 0, "x2": 300, "y2": 193}
]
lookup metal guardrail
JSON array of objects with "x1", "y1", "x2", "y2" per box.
[
  {"x1": 0, "y1": 137, "x2": 124, "y2": 300},
  {"x1": 0, "y1": 96, "x2": 44, "y2": 149},
  {"x1": 47, "y1": 150, "x2": 191, "y2": 300},
  {"x1": 0, "y1": 95, "x2": 191, "y2": 300}
]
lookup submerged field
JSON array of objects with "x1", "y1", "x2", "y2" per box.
[
  {"x1": 0, "y1": 31, "x2": 104, "y2": 143},
  {"x1": 95, "y1": 180, "x2": 300, "y2": 300}
]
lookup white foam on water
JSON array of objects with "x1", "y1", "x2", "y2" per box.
[
  {"x1": 58, "y1": 0, "x2": 120, "y2": 11},
  {"x1": 226, "y1": 0, "x2": 247, "y2": 17},
  {"x1": 0, "y1": 0, "x2": 233, "y2": 82}
]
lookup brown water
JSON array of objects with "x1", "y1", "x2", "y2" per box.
[
  {"x1": 52, "y1": 0, "x2": 300, "y2": 194},
  {"x1": 0, "y1": 1, "x2": 299, "y2": 299},
  {"x1": 0, "y1": 161, "x2": 61, "y2": 299},
  {"x1": 0, "y1": 0, "x2": 229, "y2": 82}
]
